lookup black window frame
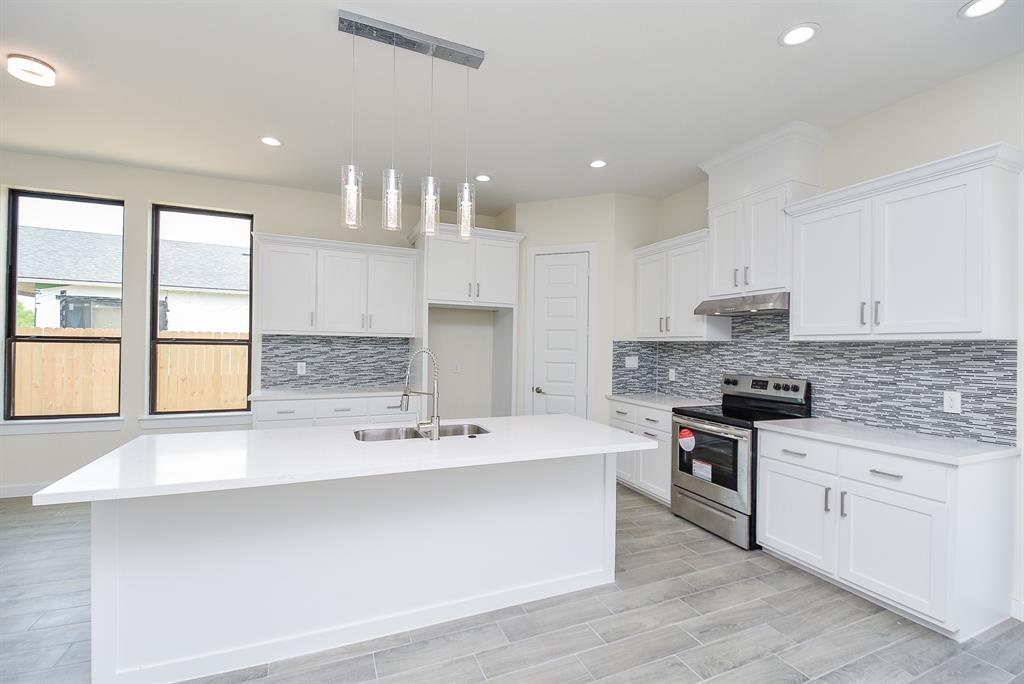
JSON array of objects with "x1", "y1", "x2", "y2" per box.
[
  {"x1": 4, "y1": 189, "x2": 125, "y2": 420},
  {"x1": 149, "y1": 204, "x2": 253, "y2": 415}
]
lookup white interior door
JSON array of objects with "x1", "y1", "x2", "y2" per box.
[{"x1": 530, "y1": 252, "x2": 590, "y2": 418}]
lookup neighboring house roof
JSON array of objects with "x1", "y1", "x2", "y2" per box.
[{"x1": 16, "y1": 226, "x2": 249, "y2": 292}]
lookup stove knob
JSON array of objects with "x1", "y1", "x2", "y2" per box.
[
  {"x1": 782, "y1": 384, "x2": 791, "y2": 391},
  {"x1": 791, "y1": 384, "x2": 800, "y2": 392},
  {"x1": 773, "y1": 383, "x2": 782, "y2": 390}
]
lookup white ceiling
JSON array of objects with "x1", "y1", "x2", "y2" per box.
[{"x1": 1, "y1": 0, "x2": 1021, "y2": 215}]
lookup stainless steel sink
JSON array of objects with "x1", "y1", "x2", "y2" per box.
[
  {"x1": 435, "y1": 423, "x2": 490, "y2": 437},
  {"x1": 353, "y1": 427, "x2": 424, "y2": 442},
  {"x1": 352, "y1": 424, "x2": 489, "y2": 441}
]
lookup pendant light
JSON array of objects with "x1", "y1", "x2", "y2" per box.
[
  {"x1": 382, "y1": 37, "x2": 403, "y2": 232},
  {"x1": 342, "y1": 35, "x2": 363, "y2": 229},
  {"x1": 420, "y1": 56, "x2": 441, "y2": 237},
  {"x1": 456, "y1": 66, "x2": 475, "y2": 240}
]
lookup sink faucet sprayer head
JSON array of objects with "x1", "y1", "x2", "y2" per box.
[{"x1": 400, "y1": 393, "x2": 410, "y2": 412}]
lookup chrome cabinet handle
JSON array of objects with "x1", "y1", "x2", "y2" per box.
[
  {"x1": 361, "y1": 313, "x2": 366, "y2": 328},
  {"x1": 874, "y1": 300, "x2": 881, "y2": 326},
  {"x1": 744, "y1": 266, "x2": 750, "y2": 285},
  {"x1": 333, "y1": 407, "x2": 351, "y2": 413},
  {"x1": 468, "y1": 282, "x2": 472, "y2": 297},
  {"x1": 659, "y1": 316, "x2": 664, "y2": 332},
  {"x1": 840, "y1": 491, "x2": 848, "y2": 518},
  {"x1": 310, "y1": 312, "x2": 314, "y2": 326},
  {"x1": 824, "y1": 487, "x2": 831, "y2": 513},
  {"x1": 614, "y1": 410, "x2": 627, "y2": 415},
  {"x1": 665, "y1": 316, "x2": 671, "y2": 332},
  {"x1": 869, "y1": 468, "x2": 903, "y2": 481},
  {"x1": 781, "y1": 448, "x2": 807, "y2": 458},
  {"x1": 733, "y1": 268, "x2": 739, "y2": 287},
  {"x1": 644, "y1": 417, "x2": 658, "y2": 423},
  {"x1": 386, "y1": 404, "x2": 401, "y2": 410},
  {"x1": 860, "y1": 302, "x2": 867, "y2": 326},
  {"x1": 276, "y1": 409, "x2": 296, "y2": 415},
  {"x1": 642, "y1": 431, "x2": 659, "y2": 438},
  {"x1": 368, "y1": 314, "x2": 373, "y2": 329},
  {"x1": 476, "y1": 282, "x2": 480, "y2": 297}
]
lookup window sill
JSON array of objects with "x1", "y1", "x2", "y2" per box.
[
  {"x1": 0, "y1": 416, "x2": 126, "y2": 436},
  {"x1": 138, "y1": 412, "x2": 253, "y2": 430}
]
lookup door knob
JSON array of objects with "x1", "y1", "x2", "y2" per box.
[{"x1": 534, "y1": 387, "x2": 545, "y2": 394}]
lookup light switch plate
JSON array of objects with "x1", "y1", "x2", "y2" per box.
[
  {"x1": 297, "y1": 362, "x2": 307, "y2": 376},
  {"x1": 624, "y1": 356, "x2": 639, "y2": 369},
  {"x1": 943, "y1": 390, "x2": 961, "y2": 414},
  {"x1": 668, "y1": 369, "x2": 676, "y2": 381}
]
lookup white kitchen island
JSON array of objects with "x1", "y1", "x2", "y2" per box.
[{"x1": 33, "y1": 414, "x2": 654, "y2": 684}]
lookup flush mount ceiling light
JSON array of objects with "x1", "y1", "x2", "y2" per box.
[
  {"x1": 958, "y1": 0, "x2": 1005, "y2": 18},
  {"x1": 475, "y1": 174, "x2": 491, "y2": 182},
  {"x1": 778, "y1": 23, "x2": 820, "y2": 46},
  {"x1": 6, "y1": 54, "x2": 56, "y2": 87},
  {"x1": 589, "y1": 160, "x2": 607, "y2": 168},
  {"x1": 259, "y1": 136, "x2": 282, "y2": 147}
]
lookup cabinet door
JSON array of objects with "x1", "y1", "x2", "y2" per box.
[
  {"x1": 474, "y1": 238, "x2": 517, "y2": 304},
  {"x1": 666, "y1": 244, "x2": 707, "y2": 338},
  {"x1": 871, "y1": 170, "x2": 983, "y2": 335},
  {"x1": 837, "y1": 478, "x2": 949, "y2": 620},
  {"x1": 260, "y1": 244, "x2": 317, "y2": 332},
  {"x1": 317, "y1": 250, "x2": 367, "y2": 333},
  {"x1": 744, "y1": 186, "x2": 789, "y2": 292},
  {"x1": 708, "y1": 201, "x2": 744, "y2": 296},
  {"x1": 757, "y1": 458, "x2": 838, "y2": 574},
  {"x1": 636, "y1": 428, "x2": 671, "y2": 503},
  {"x1": 367, "y1": 254, "x2": 416, "y2": 335},
  {"x1": 635, "y1": 253, "x2": 667, "y2": 338},
  {"x1": 791, "y1": 200, "x2": 873, "y2": 337},
  {"x1": 610, "y1": 419, "x2": 638, "y2": 484},
  {"x1": 426, "y1": 237, "x2": 475, "y2": 302}
]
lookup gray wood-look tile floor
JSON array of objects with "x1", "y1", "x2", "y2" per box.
[{"x1": 2, "y1": 487, "x2": 1021, "y2": 684}]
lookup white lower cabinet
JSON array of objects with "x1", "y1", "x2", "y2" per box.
[
  {"x1": 253, "y1": 395, "x2": 419, "y2": 429},
  {"x1": 609, "y1": 401, "x2": 671, "y2": 504},
  {"x1": 756, "y1": 425, "x2": 1016, "y2": 642}
]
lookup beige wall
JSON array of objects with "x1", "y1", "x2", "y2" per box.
[
  {"x1": 427, "y1": 307, "x2": 495, "y2": 420},
  {"x1": 655, "y1": 180, "x2": 709, "y2": 241},
  {"x1": 0, "y1": 150, "x2": 495, "y2": 490}
]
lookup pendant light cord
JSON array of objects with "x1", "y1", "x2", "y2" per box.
[
  {"x1": 429, "y1": 57, "x2": 434, "y2": 175},
  {"x1": 464, "y1": 66, "x2": 470, "y2": 182},
  {"x1": 350, "y1": 34, "x2": 356, "y2": 165},
  {"x1": 391, "y1": 36, "x2": 396, "y2": 169}
]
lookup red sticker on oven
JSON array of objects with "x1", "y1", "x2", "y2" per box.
[{"x1": 678, "y1": 428, "x2": 695, "y2": 452}]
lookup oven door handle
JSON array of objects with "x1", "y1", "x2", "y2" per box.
[{"x1": 673, "y1": 417, "x2": 750, "y2": 442}]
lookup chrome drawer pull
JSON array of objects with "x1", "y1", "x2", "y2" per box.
[
  {"x1": 840, "y1": 491, "x2": 848, "y2": 518},
  {"x1": 824, "y1": 486, "x2": 831, "y2": 513},
  {"x1": 333, "y1": 408, "x2": 351, "y2": 413},
  {"x1": 860, "y1": 301, "x2": 867, "y2": 326},
  {"x1": 642, "y1": 431, "x2": 658, "y2": 438},
  {"x1": 869, "y1": 468, "x2": 904, "y2": 481},
  {"x1": 781, "y1": 448, "x2": 807, "y2": 458},
  {"x1": 744, "y1": 266, "x2": 750, "y2": 285},
  {"x1": 386, "y1": 404, "x2": 402, "y2": 410},
  {"x1": 276, "y1": 410, "x2": 296, "y2": 415},
  {"x1": 658, "y1": 316, "x2": 664, "y2": 332},
  {"x1": 614, "y1": 410, "x2": 627, "y2": 416},
  {"x1": 874, "y1": 300, "x2": 881, "y2": 326},
  {"x1": 644, "y1": 417, "x2": 659, "y2": 423}
]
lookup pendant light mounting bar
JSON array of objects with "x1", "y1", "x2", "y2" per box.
[{"x1": 338, "y1": 10, "x2": 485, "y2": 69}]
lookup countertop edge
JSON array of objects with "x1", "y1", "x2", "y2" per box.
[{"x1": 606, "y1": 394, "x2": 715, "y2": 411}]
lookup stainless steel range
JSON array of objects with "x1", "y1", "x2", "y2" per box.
[{"x1": 671, "y1": 375, "x2": 811, "y2": 549}]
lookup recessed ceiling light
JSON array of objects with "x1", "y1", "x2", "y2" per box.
[
  {"x1": 958, "y1": 0, "x2": 1005, "y2": 18},
  {"x1": 6, "y1": 54, "x2": 56, "y2": 87},
  {"x1": 589, "y1": 160, "x2": 607, "y2": 168},
  {"x1": 778, "y1": 23, "x2": 820, "y2": 46},
  {"x1": 260, "y1": 136, "x2": 282, "y2": 147},
  {"x1": 475, "y1": 174, "x2": 491, "y2": 182}
]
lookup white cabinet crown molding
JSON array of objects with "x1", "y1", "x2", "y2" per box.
[
  {"x1": 413, "y1": 222, "x2": 525, "y2": 245},
  {"x1": 786, "y1": 143, "x2": 1024, "y2": 217},
  {"x1": 698, "y1": 121, "x2": 828, "y2": 175},
  {"x1": 253, "y1": 232, "x2": 418, "y2": 257},
  {"x1": 633, "y1": 229, "x2": 709, "y2": 258}
]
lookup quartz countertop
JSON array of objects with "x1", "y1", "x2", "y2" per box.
[
  {"x1": 249, "y1": 386, "x2": 407, "y2": 401},
  {"x1": 754, "y1": 417, "x2": 1018, "y2": 466},
  {"x1": 33, "y1": 414, "x2": 656, "y2": 505},
  {"x1": 606, "y1": 393, "x2": 717, "y2": 412}
]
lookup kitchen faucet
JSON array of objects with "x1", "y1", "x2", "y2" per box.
[{"x1": 400, "y1": 348, "x2": 441, "y2": 440}]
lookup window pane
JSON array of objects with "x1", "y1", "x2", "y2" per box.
[
  {"x1": 157, "y1": 209, "x2": 251, "y2": 339},
  {"x1": 154, "y1": 343, "x2": 248, "y2": 412},
  {"x1": 15, "y1": 196, "x2": 124, "y2": 336},
  {"x1": 11, "y1": 341, "x2": 120, "y2": 416}
]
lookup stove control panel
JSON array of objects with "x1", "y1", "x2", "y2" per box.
[{"x1": 721, "y1": 375, "x2": 810, "y2": 403}]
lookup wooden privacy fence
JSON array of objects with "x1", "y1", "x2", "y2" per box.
[{"x1": 11, "y1": 327, "x2": 248, "y2": 416}]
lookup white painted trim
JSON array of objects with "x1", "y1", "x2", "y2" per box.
[
  {"x1": 252, "y1": 231, "x2": 419, "y2": 256},
  {"x1": 0, "y1": 416, "x2": 125, "y2": 436},
  {"x1": 138, "y1": 411, "x2": 253, "y2": 430},
  {"x1": 1013, "y1": 599, "x2": 1024, "y2": 621},
  {"x1": 522, "y1": 243, "x2": 599, "y2": 419},
  {"x1": 0, "y1": 483, "x2": 47, "y2": 499},
  {"x1": 699, "y1": 120, "x2": 828, "y2": 173},
  {"x1": 633, "y1": 229, "x2": 709, "y2": 259},
  {"x1": 1016, "y1": 161, "x2": 1024, "y2": 622}
]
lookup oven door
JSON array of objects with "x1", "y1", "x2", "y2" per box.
[{"x1": 672, "y1": 416, "x2": 752, "y2": 515}]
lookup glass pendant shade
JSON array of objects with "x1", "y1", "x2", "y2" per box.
[
  {"x1": 456, "y1": 182, "x2": 475, "y2": 240},
  {"x1": 421, "y1": 176, "x2": 441, "y2": 237},
  {"x1": 382, "y1": 169, "x2": 403, "y2": 231},
  {"x1": 341, "y1": 165, "x2": 363, "y2": 229}
]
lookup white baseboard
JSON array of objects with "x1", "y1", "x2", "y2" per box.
[
  {"x1": 0, "y1": 483, "x2": 45, "y2": 499},
  {"x1": 1013, "y1": 598, "x2": 1024, "y2": 621}
]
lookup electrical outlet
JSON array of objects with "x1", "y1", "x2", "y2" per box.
[
  {"x1": 453, "y1": 362, "x2": 461, "y2": 375},
  {"x1": 668, "y1": 369, "x2": 676, "y2": 381},
  {"x1": 624, "y1": 356, "x2": 639, "y2": 369},
  {"x1": 942, "y1": 390, "x2": 961, "y2": 414},
  {"x1": 296, "y1": 362, "x2": 307, "y2": 376}
]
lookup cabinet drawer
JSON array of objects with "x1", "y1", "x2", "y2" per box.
[
  {"x1": 609, "y1": 418, "x2": 635, "y2": 433},
  {"x1": 609, "y1": 402, "x2": 637, "y2": 423},
  {"x1": 254, "y1": 400, "x2": 315, "y2": 422},
  {"x1": 636, "y1": 408, "x2": 671, "y2": 431},
  {"x1": 839, "y1": 447, "x2": 949, "y2": 502},
  {"x1": 367, "y1": 395, "x2": 410, "y2": 415},
  {"x1": 759, "y1": 432, "x2": 838, "y2": 473},
  {"x1": 315, "y1": 397, "x2": 369, "y2": 419},
  {"x1": 255, "y1": 419, "x2": 315, "y2": 429},
  {"x1": 636, "y1": 425, "x2": 669, "y2": 441}
]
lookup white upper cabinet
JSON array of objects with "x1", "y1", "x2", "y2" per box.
[
  {"x1": 424, "y1": 226, "x2": 522, "y2": 306},
  {"x1": 745, "y1": 186, "x2": 789, "y2": 293},
  {"x1": 708, "y1": 202, "x2": 744, "y2": 296},
  {"x1": 635, "y1": 230, "x2": 730, "y2": 341},
  {"x1": 256, "y1": 234, "x2": 416, "y2": 337},
  {"x1": 260, "y1": 244, "x2": 317, "y2": 332},
  {"x1": 788, "y1": 144, "x2": 1022, "y2": 341}
]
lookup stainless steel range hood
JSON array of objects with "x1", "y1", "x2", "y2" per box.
[{"x1": 694, "y1": 292, "x2": 789, "y2": 316}]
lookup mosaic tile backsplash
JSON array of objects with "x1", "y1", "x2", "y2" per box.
[
  {"x1": 613, "y1": 314, "x2": 1017, "y2": 445},
  {"x1": 261, "y1": 335, "x2": 411, "y2": 389}
]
